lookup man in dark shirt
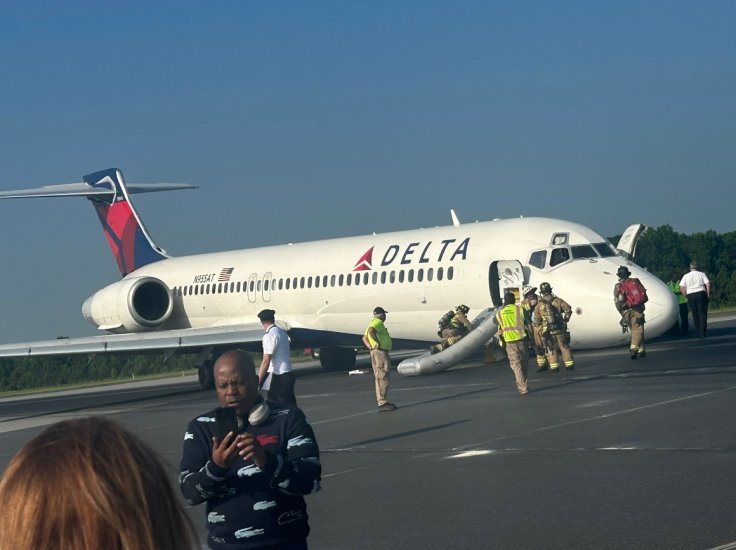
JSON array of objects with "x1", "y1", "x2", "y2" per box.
[{"x1": 179, "y1": 350, "x2": 321, "y2": 549}]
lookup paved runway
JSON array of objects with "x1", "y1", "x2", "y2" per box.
[{"x1": 2, "y1": 316, "x2": 735, "y2": 550}]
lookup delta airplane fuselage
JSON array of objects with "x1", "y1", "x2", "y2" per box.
[{"x1": 83, "y1": 217, "x2": 678, "y2": 350}]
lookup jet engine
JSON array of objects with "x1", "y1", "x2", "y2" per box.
[{"x1": 82, "y1": 277, "x2": 173, "y2": 333}]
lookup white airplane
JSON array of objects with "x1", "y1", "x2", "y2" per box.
[{"x1": 0, "y1": 168, "x2": 679, "y2": 389}]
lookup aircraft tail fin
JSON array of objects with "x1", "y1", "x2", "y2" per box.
[{"x1": 0, "y1": 168, "x2": 197, "y2": 276}]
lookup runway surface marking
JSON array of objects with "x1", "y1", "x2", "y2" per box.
[
  {"x1": 451, "y1": 383, "x2": 736, "y2": 452},
  {"x1": 321, "y1": 383, "x2": 736, "y2": 478},
  {"x1": 0, "y1": 409, "x2": 125, "y2": 434}
]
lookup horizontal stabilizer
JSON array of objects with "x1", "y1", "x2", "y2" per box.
[{"x1": 0, "y1": 181, "x2": 196, "y2": 199}]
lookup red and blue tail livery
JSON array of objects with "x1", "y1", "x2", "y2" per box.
[{"x1": 83, "y1": 169, "x2": 169, "y2": 276}]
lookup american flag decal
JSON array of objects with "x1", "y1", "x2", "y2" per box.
[{"x1": 218, "y1": 267, "x2": 234, "y2": 282}]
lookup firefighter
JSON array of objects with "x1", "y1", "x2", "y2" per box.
[
  {"x1": 532, "y1": 282, "x2": 574, "y2": 372},
  {"x1": 614, "y1": 266, "x2": 647, "y2": 359},
  {"x1": 521, "y1": 285, "x2": 548, "y2": 371},
  {"x1": 430, "y1": 304, "x2": 473, "y2": 354},
  {"x1": 495, "y1": 292, "x2": 529, "y2": 395}
]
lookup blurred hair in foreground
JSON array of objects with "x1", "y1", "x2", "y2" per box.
[{"x1": 0, "y1": 416, "x2": 197, "y2": 550}]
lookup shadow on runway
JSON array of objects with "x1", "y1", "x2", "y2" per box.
[{"x1": 330, "y1": 419, "x2": 471, "y2": 450}]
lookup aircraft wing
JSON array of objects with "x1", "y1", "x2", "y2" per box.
[{"x1": 0, "y1": 323, "x2": 267, "y2": 358}]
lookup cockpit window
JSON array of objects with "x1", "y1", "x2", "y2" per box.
[
  {"x1": 551, "y1": 233, "x2": 568, "y2": 246},
  {"x1": 550, "y1": 247, "x2": 570, "y2": 267},
  {"x1": 529, "y1": 250, "x2": 547, "y2": 269},
  {"x1": 593, "y1": 242, "x2": 617, "y2": 257},
  {"x1": 571, "y1": 244, "x2": 597, "y2": 259}
]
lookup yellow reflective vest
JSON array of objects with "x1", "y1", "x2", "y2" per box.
[
  {"x1": 496, "y1": 304, "x2": 527, "y2": 342},
  {"x1": 666, "y1": 280, "x2": 687, "y2": 305}
]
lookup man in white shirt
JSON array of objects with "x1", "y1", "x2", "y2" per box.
[
  {"x1": 679, "y1": 261, "x2": 712, "y2": 338},
  {"x1": 257, "y1": 309, "x2": 297, "y2": 405}
]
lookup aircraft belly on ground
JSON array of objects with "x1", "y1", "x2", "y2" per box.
[{"x1": 0, "y1": 168, "x2": 680, "y2": 385}]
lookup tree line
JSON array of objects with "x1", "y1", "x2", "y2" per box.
[
  {"x1": 0, "y1": 355, "x2": 195, "y2": 393},
  {"x1": 1, "y1": 225, "x2": 732, "y2": 393}
]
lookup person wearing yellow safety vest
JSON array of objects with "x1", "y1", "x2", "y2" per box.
[
  {"x1": 532, "y1": 282, "x2": 575, "y2": 372},
  {"x1": 666, "y1": 272, "x2": 688, "y2": 336},
  {"x1": 495, "y1": 292, "x2": 529, "y2": 395},
  {"x1": 521, "y1": 285, "x2": 548, "y2": 371},
  {"x1": 362, "y1": 306, "x2": 397, "y2": 411}
]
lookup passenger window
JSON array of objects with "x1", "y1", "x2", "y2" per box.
[
  {"x1": 264, "y1": 280, "x2": 269, "y2": 291},
  {"x1": 408, "y1": 269, "x2": 414, "y2": 283},
  {"x1": 323, "y1": 276, "x2": 328, "y2": 287},
  {"x1": 363, "y1": 273, "x2": 369, "y2": 285},
  {"x1": 437, "y1": 267, "x2": 444, "y2": 281},
  {"x1": 447, "y1": 266, "x2": 453, "y2": 280},
  {"x1": 427, "y1": 268, "x2": 434, "y2": 281},
  {"x1": 390, "y1": 271, "x2": 396, "y2": 283},
  {"x1": 307, "y1": 276, "x2": 313, "y2": 288},
  {"x1": 417, "y1": 269, "x2": 424, "y2": 282},
  {"x1": 347, "y1": 273, "x2": 352, "y2": 286},
  {"x1": 300, "y1": 277, "x2": 305, "y2": 289},
  {"x1": 331, "y1": 275, "x2": 336, "y2": 287},
  {"x1": 380, "y1": 272, "x2": 387, "y2": 284},
  {"x1": 339, "y1": 274, "x2": 344, "y2": 287},
  {"x1": 550, "y1": 248, "x2": 571, "y2": 267},
  {"x1": 315, "y1": 276, "x2": 320, "y2": 288},
  {"x1": 399, "y1": 270, "x2": 405, "y2": 283}
]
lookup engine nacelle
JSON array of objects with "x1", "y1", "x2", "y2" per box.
[{"x1": 82, "y1": 277, "x2": 173, "y2": 333}]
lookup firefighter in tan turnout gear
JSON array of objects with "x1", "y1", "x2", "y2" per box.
[
  {"x1": 532, "y1": 282, "x2": 574, "y2": 372},
  {"x1": 521, "y1": 285, "x2": 549, "y2": 371},
  {"x1": 430, "y1": 304, "x2": 473, "y2": 354},
  {"x1": 614, "y1": 265, "x2": 648, "y2": 359}
]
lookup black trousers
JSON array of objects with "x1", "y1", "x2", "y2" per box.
[
  {"x1": 678, "y1": 303, "x2": 689, "y2": 336},
  {"x1": 687, "y1": 291, "x2": 709, "y2": 338},
  {"x1": 268, "y1": 371, "x2": 297, "y2": 406}
]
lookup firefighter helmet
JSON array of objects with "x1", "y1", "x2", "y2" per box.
[
  {"x1": 616, "y1": 266, "x2": 631, "y2": 279},
  {"x1": 539, "y1": 282, "x2": 552, "y2": 295},
  {"x1": 455, "y1": 304, "x2": 470, "y2": 314},
  {"x1": 523, "y1": 285, "x2": 537, "y2": 297}
]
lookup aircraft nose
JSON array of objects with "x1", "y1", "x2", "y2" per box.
[{"x1": 638, "y1": 272, "x2": 679, "y2": 338}]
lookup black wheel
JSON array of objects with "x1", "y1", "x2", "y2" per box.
[
  {"x1": 198, "y1": 360, "x2": 215, "y2": 390},
  {"x1": 319, "y1": 347, "x2": 357, "y2": 371}
]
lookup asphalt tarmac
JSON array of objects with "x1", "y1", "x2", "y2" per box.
[{"x1": 1, "y1": 315, "x2": 735, "y2": 550}]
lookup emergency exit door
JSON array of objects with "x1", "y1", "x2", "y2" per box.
[{"x1": 488, "y1": 260, "x2": 524, "y2": 307}]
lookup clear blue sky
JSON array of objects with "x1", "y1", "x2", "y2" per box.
[{"x1": 0, "y1": 1, "x2": 734, "y2": 341}]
